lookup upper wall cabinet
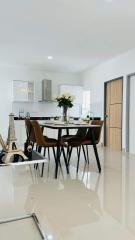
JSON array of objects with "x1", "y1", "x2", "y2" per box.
[{"x1": 13, "y1": 80, "x2": 34, "y2": 102}]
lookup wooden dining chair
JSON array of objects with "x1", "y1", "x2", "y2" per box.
[
  {"x1": 82, "y1": 120, "x2": 104, "y2": 146},
  {"x1": 31, "y1": 120, "x2": 69, "y2": 176},
  {"x1": 61, "y1": 128, "x2": 87, "y2": 142},
  {"x1": 25, "y1": 119, "x2": 52, "y2": 160},
  {"x1": 61, "y1": 127, "x2": 88, "y2": 163},
  {"x1": 25, "y1": 119, "x2": 37, "y2": 150},
  {"x1": 30, "y1": 120, "x2": 58, "y2": 175},
  {"x1": 62, "y1": 120, "x2": 103, "y2": 173},
  {"x1": 81, "y1": 120, "x2": 104, "y2": 169},
  {"x1": 61, "y1": 130, "x2": 88, "y2": 173}
]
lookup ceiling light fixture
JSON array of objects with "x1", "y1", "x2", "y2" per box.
[{"x1": 48, "y1": 56, "x2": 53, "y2": 60}]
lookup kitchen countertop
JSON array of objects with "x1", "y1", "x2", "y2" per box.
[
  {"x1": 14, "y1": 117, "x2": 101, "y2": 121},
  {"x1": 14, "y1": 117, "x2": 52, "y2": 120}
]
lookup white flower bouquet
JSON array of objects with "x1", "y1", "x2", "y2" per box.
[{"x1": 56, "y1": 93, "x2": 75, "y2": 108}]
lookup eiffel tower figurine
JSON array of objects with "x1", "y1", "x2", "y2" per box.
[{"x1": 1, "y1": 113, "x2": 27, "y2": 163}]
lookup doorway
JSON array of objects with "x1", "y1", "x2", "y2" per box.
[{"x1": 104, "y1": 77, "x2": 123, "y2": 150}]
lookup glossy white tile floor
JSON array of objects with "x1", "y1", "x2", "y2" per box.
[{"x1": 0, "y1": 147, "x2": 135, "y2": 240}]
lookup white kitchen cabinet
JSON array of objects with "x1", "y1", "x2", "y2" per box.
[{"x1": 13, "y1": 80, "x2": 34, "y2": 102}]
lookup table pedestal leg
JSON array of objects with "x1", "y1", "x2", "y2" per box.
[
  {"x1": 55, "y1": 129, "x2": 62, "y2": 178},
  {"x1": 90, "y1": 128, "x2": 101, "y2": 173}
]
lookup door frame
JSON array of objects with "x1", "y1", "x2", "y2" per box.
[
  {"x1": 126, "y1": 72, "x2": 135, "y2": 152},
  {"x1": 104, "y1": 76, "x2": 123, "y2": 149}
]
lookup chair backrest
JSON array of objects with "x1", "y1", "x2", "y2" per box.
[
  {"x1": 25, "y1": 119, "x2": 36, "y2": 143},
  {"x1": 76, "y1": 128, "x2": 87, "y2": 138},
  {"x1": 86, "y1": 120, "x2": 104, "y2": 143},
  {"x1": 30, "y1": 120, "x2": 45, "y2": 146},
  {"x1": 91, "y1": 120, "x2": 103, "y2": 126}
]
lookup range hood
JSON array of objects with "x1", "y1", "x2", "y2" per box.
[{"x1": 42, "y1": 79, "x2": 52, "y2": 101}]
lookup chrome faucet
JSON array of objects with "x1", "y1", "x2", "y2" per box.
[{"x1": 26, "y1": 112, "x2": 30, "y2": 119}]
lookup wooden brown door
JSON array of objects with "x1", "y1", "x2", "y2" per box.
[{"x1": 105, "y1": 78, "x2": 123, "y2": 150}]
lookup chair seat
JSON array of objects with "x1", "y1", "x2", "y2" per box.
[
  {"x1": 82, "y1": 139, "x2": 98, "y2": 145},
  {"x1": 41, "y1": 136, "x2": 58, "y2": 147},
  {"x1": 44, "y1": 136, "x2": 57, "y2": 143},
  {"x1": 61, "y1": 135, "x2": 77, "y2": 142},
  {"x1": 62, "y1": 136, "x2": 83, "y2": 147},
  {"x1": 61, "y1": 128, "x2": 87, "y2": 142}
]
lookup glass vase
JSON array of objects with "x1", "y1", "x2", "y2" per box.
[{"x1": 62, "y1": 106, "x2": 69, "y2": 123}]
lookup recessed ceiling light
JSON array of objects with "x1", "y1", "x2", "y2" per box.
[{"x1": 48, "y1": 56, "x2": 53, "y2": 60}]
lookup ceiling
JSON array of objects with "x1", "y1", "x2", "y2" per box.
[{"x1": 0, "y1": 0, "x2": 135, "y2": 73}]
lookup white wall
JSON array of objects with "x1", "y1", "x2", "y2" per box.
[
  {"x1": 81, "y1": 48, "x2": 135, "y2": 149},
  {"x1": 0, "y1": 65, "x2": 81, "y2": 139}
]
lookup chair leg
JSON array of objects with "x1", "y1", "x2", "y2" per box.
[
  {"x1": 86, "y1": 145, "x2": 89, "y2": 164},
  {"x1": 32, "y1": 142, "x2": 34, "y2": 150},
  {"x1": 41, "y1": 147, "x2": 47, "y2": 177},
  {"x1": 77, "y1": 146, "x2": 81, "y2": 173},
  {"x1": 62, "y1": 146, "x2": 69, "y2": 174},
  {"x1": 52, "y1": 147, "x2": 62, "y2": 170},
  {"x1": 52, "y1": 147, "x2": 56, "y2": 162},
  {"x1": 44, "y1": 147, "x2": 46, "y2": 157},
  {"x1": 82, "y1": 145, "x2": 87, "y2": 163},
  {"x1": 34, "y1": 144, "x2": 38, "y2": 168},
  {"x1": 67, "y1": 147, "x2": 73, "y2": 166},
  {"x1": 35, "y1": 145, "x2": 41, "y2": 170},
  {"x1": 41, "y1": 163, "x2": 44, "y2": 177},
  {"x1": 36, "y1": 144, "x2": 38, "y2": 151},
  {"x1": 48, "y1": 148, "x2": 50, "y2": 160},
  {"x1": 38, "y1": 146, "x2": 42, "y2": 153},
  {"x1": 77, "y1": 147, "x2": 79, "y2": 156},
  {"x1": 67, "y1": 147, "x2": 69, "y2": 158},
  {"x1": 35, "y1": 163, "x2": 39, "y2": 170},
  {"x1": 59, "y1": 148, "x2": 63, "y2": 159},
  {"x1": 92, "y1": 143, "x2": 101, "y2": 173},
  {"x1": 35, "y1": 164, "x2": 38, "y2": 170}
]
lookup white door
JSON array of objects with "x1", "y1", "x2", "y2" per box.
[{"x1": 129, "y1": 75, "x2": 135, "y2": 154}]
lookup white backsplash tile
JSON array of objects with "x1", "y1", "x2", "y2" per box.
[{"x1": 12, "y1": 102, "x2": 61, "y2": 117}]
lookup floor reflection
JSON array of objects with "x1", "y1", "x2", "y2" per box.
[
  {"x1": 25, "y1": 177, "x2": 102, "y2": 230},
  {"x1": 103, "y1": 148, "x2": 123, "y2": 222},
  {"x1": 0, "y1": 147, "x2": 135, "y2": 239}
]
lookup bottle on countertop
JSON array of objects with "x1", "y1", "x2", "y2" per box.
[
  {"x1": 26, "y1": 112, "x2": 30, "y2": 119},
  {"x1": 19, "y1": 108, "x2": 24, "y2": 119}
]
